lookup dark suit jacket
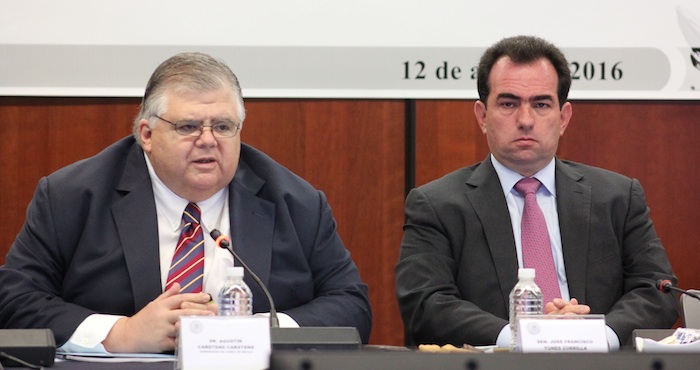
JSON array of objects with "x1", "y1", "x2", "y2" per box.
[
  {"x1": 395, "y1": 155, "x2": 677, "y2": 347},
  {"x1": 0, "y1": 137, "x2": 371, "y2": 345}
]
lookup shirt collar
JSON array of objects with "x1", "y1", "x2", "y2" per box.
[
  {"x1": 144, "y1": 153, "x2": 228, "y2": 232},
  {"x1": 490, "y1": 154, "x2": 557, "y2": 198}
]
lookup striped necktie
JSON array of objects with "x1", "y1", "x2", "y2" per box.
[
  {"x1": 165, "y1": 202, "x2": 204, "y2": 293},
  {"x1": 514, "y1": 177, "x2": 562, "y2": 303}
]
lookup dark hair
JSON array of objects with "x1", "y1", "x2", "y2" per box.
[
  {"x1": 476, "y1": 35, "x2": 571, "y2": 108},
  {"x1": 133, "y1": 52, "x2": 245, "y2": 141}
]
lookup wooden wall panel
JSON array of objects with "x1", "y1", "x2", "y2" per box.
[
  {"x1": 559, "y1": 101, "x2": 700, "y2": 293},
  {"x1": 0, "y1": 97, "x2": 406, "y2": 346},
  {"x1": 414, "y1": 100, "x2": 700, "y2": 304},
  {"x1": 414, "y1": 100, "x2": 488, "y2": 186},
  {"x1": 2, "y1": 97, "x2": 138, "y2": 258},
  {"x1": 241, "y1": 99, "x2": 406, "y2": 346}
]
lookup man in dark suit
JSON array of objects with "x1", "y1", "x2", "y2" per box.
[
  {"x1": 395, "y1": 36, "x2": 676, "y2": 349},
  {"x1": 0, "y1": 52, "x2": 371, "y2": 353}
]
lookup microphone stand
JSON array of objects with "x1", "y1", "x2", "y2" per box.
[
  {"x1": 656, "y1": 280, "x2": 700, "y2": 302},
  {"x1": 211, "y1": 229, "x2": 279, "y2": 328},
  {"x1": 210, "y1": 229, "x2": 361, "y2": 350}
]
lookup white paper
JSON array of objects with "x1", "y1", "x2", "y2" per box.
[
  {"x1": 636, "y1": 337, "x2": 700, "y2": 353},
  {"x1": 56, "y1": 352, "x2": 175, "y2": 363}
]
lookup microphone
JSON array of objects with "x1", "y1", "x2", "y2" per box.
[
  {"x1": 209, "y1": 229, "x2": 362, "y2": 350},
  {"x1": 656, "y1": 279, "x2": 700, "y2": 301},
  {"x1": 210, "y1": 229, "x2": 279, "y2": 328}
]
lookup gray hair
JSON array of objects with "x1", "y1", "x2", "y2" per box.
[{"x1": 132, "y1": 52, "x2": 246, "y2": 141}]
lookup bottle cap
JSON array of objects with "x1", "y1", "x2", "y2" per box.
[
  {"x1": 225, "y1": 266, "x2": 245, "y2": 278},
  {"x1": 518, "y1": 268, "x2": 536, "y2": 279}
]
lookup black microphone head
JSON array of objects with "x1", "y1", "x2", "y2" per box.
[
  {"x1": 210, "y1": 229, "x2": 230, "y2": 248},
  {"x1": 656, "y1": 279, "x2": 673, "y2": 293},
  {"x1": 210, "y1": 229, "x2": 222, "y2": 239}
]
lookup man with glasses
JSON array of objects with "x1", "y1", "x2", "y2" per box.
[{"x1": 0, "y1": 52, "x2": 371, "y2": 353}]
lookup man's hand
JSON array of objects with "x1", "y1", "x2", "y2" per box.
[
  {"x1": 102, "y1": 283, "x2": 217, "y2": 353},
  {"x1": 544, "y1": 298, "x2": 590, "y2": 315}
]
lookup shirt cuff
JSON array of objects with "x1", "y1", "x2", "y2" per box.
[
  {"x1": 57, "y1": 314, "x2": 124, "y2": 354},
  {"x1": 605, "y1": 325, "x2": 621, "y2": 351},
  {"x1": 496, "y1": 324, "x2": 511, "y2": 348},
  {"x1": 253, "y1": 312, "x2": 300, "y2": 328}
]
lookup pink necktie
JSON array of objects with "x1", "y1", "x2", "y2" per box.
[
  {"x1": 166, "y1": 203, "x2": 204, "y2": 293},
  {"x1": 514, "y1": 178, "x2": 561, "y2": 303}
]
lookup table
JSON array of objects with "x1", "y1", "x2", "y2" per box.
[
  {"x1": 6, "y1": 350, "x2": 700, "y2": 370},
  {"x1": 270, "y1": 350, "x2": 700, "y2": 370}
]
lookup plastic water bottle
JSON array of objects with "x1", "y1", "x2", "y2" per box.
[
  {"x1": 218, "y1": 266, "x2": 253, "y2": 316},
  {"x1": 509, "y1": 268, "x2": 543, "y2": 352}
]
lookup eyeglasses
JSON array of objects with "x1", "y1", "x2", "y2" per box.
[{"x1": 154, "y1": 115, "x2": 241, "y2": 138}]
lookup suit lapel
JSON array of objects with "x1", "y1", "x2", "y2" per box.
[
  {"x1": 555, "y1": 160, "x2": 591, "y2": 303},
  {"x1": 229, "y1": 159, "x2": 275, "y2": 291},
  {"x1": 111, "y1": 143, "x2": 163, "y2": 311},
  {"x1": 109, "y1": 142, "x2": 276, "y2": 311},
  {"x1": 465, "y1": 156, "x2": 519, "y2": 306}
]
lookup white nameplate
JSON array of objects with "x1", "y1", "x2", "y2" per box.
[
  {"x1": 177, "y1": 316, "x2": 271, "y2": 370},
  {"x1": 518, "y1": 314, "x2": 608, "y2": 353}
]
